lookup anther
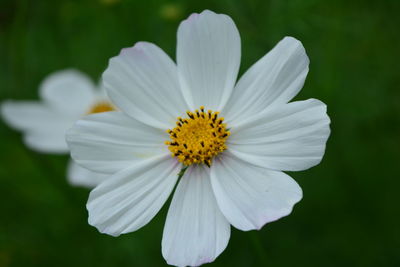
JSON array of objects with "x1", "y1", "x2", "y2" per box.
[
  {"x1": 187, "y1": 111, "x2": 194, "y2": 119},
  {"x1": 166, "y1": 107, "x2": 230, "y2": 166}
]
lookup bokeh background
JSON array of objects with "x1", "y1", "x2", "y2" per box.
[{"x1": 1, "y1": 0, "x2": 399, "y2": 266}]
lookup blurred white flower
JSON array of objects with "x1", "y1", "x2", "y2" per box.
[
  {"x1": 1, "y1": 69, "x2": 115, "y2": 188},
  {"x1": 67, "y1": 10, "x2": 330, "y2": 267}
]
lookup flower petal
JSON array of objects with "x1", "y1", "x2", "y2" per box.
[
  {"x1": 228, "y1": 99, "x2": 330, "y2": 171},
  {"x1": 67, "y1": 160, "x2": 109, "y2": 188},
  {"x1": 87, "y1": 154, "x2": 179, "y2": 237},
  {"x1": 223, "y1": 37, "x2": 309, "y2": 126},
  {"x1": 1, "y1": 101, "x2": 72, "y2": 153},
  {"x1": 66, "y1": 111, "x2": 167, "y2": 174},
  {"x1": 162, "y1": 166, "x2": 230, "y2": 267},
  {"x1": 103, "y1": 42, "x2": 188, "y2": 129},
  {"x1": 211, "y1": 152, "x2": 302, "y2": 231},
  {"x1": 177, "y1": 10, "x2": 241, "y2": 111},
  {"x1": 40, "y1": 69, "x2": 96, "y2": 115},
  {"x1": 23, "y1": 130, "x2": 69, "y2": 154}
]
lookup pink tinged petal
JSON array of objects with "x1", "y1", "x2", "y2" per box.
[
  {"x1": 39, "y1": 69, "x2": 96, "y2": 115},
  {"x1": 87, "y1": 155, "x2": 180, "y2": 237},
  {"x1": 228, "y1": 99, "x2": 331, "y2": 171},
  {"x1": 211, "y1": 153, "x2": 302, "y2": 231},
  {"x1": 1, "y1": 101, "x2": 72, "y2": 153},
  {"x1": 162, "y1": 166, "x2": 230, "y2": 267},
  {"x1": 223, "y1": 37, "x2": 309, "y2": 126},
  {"x1": 177, "y1": 10, "x2": 241, "y2": 111},
  {"x1": 66, "y1": 111, "x2": 167, "y2": 174},
  {"x1": 103, "y1": 42, "x2": 188, "y2": 130},
  {"x1": 67, "y1": 160, "x2": 109, "y2": 188}
]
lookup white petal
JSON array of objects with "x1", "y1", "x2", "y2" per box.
[
  {"x1": 1, "y1": 101, "x2": 72, "y2": 153},
  {"x1": 66, "y1": 111, "x2": 167, "y2": 174},
  {"x1": 87, "y1": 154, "x2": 180, "y2": 236},
  {"x1": 211, "y1": 153, "x2": 302, "y2": 231},
  {"x1": 39, "y1": 69, "x2": 96, "y2": 115},
  {"x1": 103, "y1": 42, "x2": 188, "y2": 129},
  {"x1": 67, "y1": 160, "x2": 109, "y2": 188},
  {"x1": 162, "y1": 166, "x2": 230, "y2": 267},
  {"x1": 23, "y1": 130, "x2": 69, "y2": 154},
  {"x1": 96, "y1": 79, "x2": 109, "y2": 99},
  {"x1": 177, "y1": 10, "x2": 241, "y2": 111},
  {"x1": 223, "y1": 37, "x2": 309, "y2": 126},
  {"x1": 1, "y1": 101, "x2": 72, "y2": 132},
  {"x1": 228, "y1": 99, "x2": 330, "y2": 171}
]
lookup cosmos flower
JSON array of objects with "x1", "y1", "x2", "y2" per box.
[
  {"x1": 1, "y1": 69, "x2": 115, "y2": 188},
  {"x1": 66, "y1": 10, "x2": 330, "y2": 267}
]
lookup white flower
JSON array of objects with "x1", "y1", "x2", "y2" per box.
[
  {"x1": 66, "y1": 10, "x2": 330, "y2": 267},
  {"x1": 1, "y1": 69, "x2": 115, "y2": 188}
]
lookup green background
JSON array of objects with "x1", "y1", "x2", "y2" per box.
[{"x1": 1, "y1": 0, "x2": 399, "y2": 266}]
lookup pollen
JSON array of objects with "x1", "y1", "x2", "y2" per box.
[
  {"x1": 87, "y1": 101, "x2": 115, "y2": 114},
  {"x1": 165, "y1": 106, "x2": 230, "y2": 167}
]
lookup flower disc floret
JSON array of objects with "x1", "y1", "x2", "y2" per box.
[
  {"x1": 166, "y1": 106, "x2": 230, "y2": 166},
  {"x1": 87, "y1": 101, "x2": 115, "y2": 114}
]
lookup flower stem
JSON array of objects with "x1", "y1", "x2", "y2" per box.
[{"x1": 177, "y1": 165, "x2": 189, "y2": 179}]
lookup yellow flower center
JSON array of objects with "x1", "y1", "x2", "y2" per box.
[
  {"x1": 87, "y1": 101, "x2": 115, "y2": 114},
  {"x1": 165, "y1": 106, "x2": 230, "y2": 167}
]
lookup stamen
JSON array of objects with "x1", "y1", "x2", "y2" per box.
[
  {"x1": 87, "y1": 101, "x2": 115, "y2": 114},
  {"x1": 166, "y1": 107, "x2": 230, "y2": 166}
]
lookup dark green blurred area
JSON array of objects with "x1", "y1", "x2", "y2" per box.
[{"x1": 1, "y1": 0, "x2": 399, "y2": 266}]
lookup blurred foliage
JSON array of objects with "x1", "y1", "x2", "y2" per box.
[{"x1": 1, "y1": 0, "x2": 399, "y2": 266}]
